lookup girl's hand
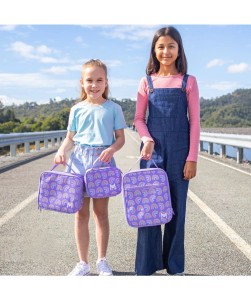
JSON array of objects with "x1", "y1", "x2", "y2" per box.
[
  {"x1": 53, "y1": 131, "x2": 75, "y2": 166},
  {"x1": 99, "y1": 147, "x2": 115, "y2": 164},
  {"x1": 54, "y1": 150, "x2": 67, "y2": 165},
  {"x1": 141, "y1": 141, "x2": 154, "y2": 160},
  {"x1": 183, "y1": 161, "x2": 197, "y2": 180}
]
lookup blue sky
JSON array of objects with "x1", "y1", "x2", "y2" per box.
[{"x1": 1, "y1": 2, "x2": 251, "y2": 106}]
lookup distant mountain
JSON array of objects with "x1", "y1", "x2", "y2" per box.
[
  {"x1": 200, "y1": 88, "x2": 251, "y2": 127},
  {"x1": 6, "y1": 97, "x2": 137, "y2": 127},
  {"x1": 1, "y1": 88, "x2": 251, "y2": 133}
]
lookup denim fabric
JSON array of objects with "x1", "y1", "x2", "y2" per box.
[
  {"x1": 66, "y1": 144, "x2": 116, "y2": 197},
  {"x1": 135, "y1": 74, "x2": 190, "y2": 275}
]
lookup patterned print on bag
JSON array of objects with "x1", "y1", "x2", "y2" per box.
[
  {"x1": 123, "y1": 168, "x2": 173, "y2": 227},
  {"x1": 85, "y1": 167, "x2": 122, "y2": 198},
  {"x1": 38, "y1": 172, "x2": 84, "y2": 213}
]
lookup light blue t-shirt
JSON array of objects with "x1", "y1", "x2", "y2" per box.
[{"x1": 67, "y1": 100, "x2": 127, "y2": 146}]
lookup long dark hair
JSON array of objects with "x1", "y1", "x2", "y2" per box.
[{"x1": 146, "y1": 26, "x2": 187, "y2": 75}]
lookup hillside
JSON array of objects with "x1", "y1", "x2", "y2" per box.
[
  {"x1": 200, "y1": 89, "x2": 251, "y2": 127},
  {"x1": 1, "y1": 88, "x2": 251, "y2": 133},
  {"x1": 7, "y1": 98, "x2": 136, "y2": 126}
]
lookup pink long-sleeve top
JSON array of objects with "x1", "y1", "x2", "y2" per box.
[{"x1": 134, "y1": 73, "x2": 200, "y2": 162}]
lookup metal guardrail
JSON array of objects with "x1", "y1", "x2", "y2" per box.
[
  {"x1": 0, "y1": 130, "x2": 67, "y2": 156},
  {"x1": 200, "y1": 132, "x2": 251, "y2": 163},
  {"x1": 0, "y1": 130, "x2": 251, "y2": 163}
]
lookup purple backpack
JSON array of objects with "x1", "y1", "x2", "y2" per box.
[
  {"x1": 85, "y1": 157, "x2": 122, "y2": 198},
  {"x1": 122, "y1": 158, "x2": 173, "y2": 228},
  {"x1": 38, "y1": 164, "x2": 84, "y2": 214}
]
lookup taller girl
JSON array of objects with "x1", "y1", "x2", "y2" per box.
[{"x1": 134, "y1": 26, "x2": 200, "y2": 275}]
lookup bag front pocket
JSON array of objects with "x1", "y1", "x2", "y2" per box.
[{"x1": 123, "y1": 184, "x2": 172, "y2": 227}]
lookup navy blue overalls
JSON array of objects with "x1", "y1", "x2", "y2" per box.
[{"x1": 135, "y1": 74, "x2": 190, "y2": 275}]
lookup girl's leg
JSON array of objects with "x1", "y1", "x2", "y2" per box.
[
  {"x1": 75, "y1": 197, "x2": 91, "y2": 263},
  {"x1": 163, "y1": 180, "x2": 189, "y2": 274},
  {"x1": 93, "y1": 197, "x2": 110, "y2": 259},
  {"x1": 135, "y1": 225, "x2": 163, "y2": 275}
]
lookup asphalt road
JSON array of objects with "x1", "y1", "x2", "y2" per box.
[{"x1": 0, "y1": 128, "x2": 251, "y2": 277}]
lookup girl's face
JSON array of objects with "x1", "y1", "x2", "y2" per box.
[
  {"x1": 81, "y1": 66, "x2": 107, "y2": 102},
  {"x1": 154, "y1": 35, "x2": 179, "y2": 69}
]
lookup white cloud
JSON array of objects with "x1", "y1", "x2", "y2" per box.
[
  {"x1": 207, "y1": 81, "x2": 238, "y2": 91},
  {"x1": 36, "y1": 45, "x2": 53, "y2": 54},
  {"x1": 42, "y1": 66, "x2": 68, "y2": 74},
  {"x1": 206, "y1": 59, "x2": 225, "y2": 68},
  {"x1": 41, "y1": 60, "x2": 122, "y2": 76},
  {"x1": 227, "y1": 62, "x2": 250, "y2": 73},
  {"x1": 10, "y1": 41, "x2": 34, "y2": 57},
  {"x1": 41, "y1": 64, "x2": 82, "y2": 74},
  {"x1": 0, "y1": 25, "x2": 17, "y2": 31},
  {"x1": 0, "y1": 95, "x2": 27, "y2": 106},
  {"x1": 9, "y1": 41, "x2": 69, "y2": 64},
  {"x1": 101, "y1": 25, "x2": 158, "y2": 41},
  {"x1": 0, "y1": 72, "x2": 77, "y2": 89}
]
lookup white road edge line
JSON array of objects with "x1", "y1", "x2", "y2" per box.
[
  {"x1": 199, "y1": 154, "x2": 251, "y2": 176},
  {"x1": 188, "y1": 189, "x2": 251, "y2": 262},
  {"x1": 0, "y1": 191, "x2": 37, "y2": 228}
]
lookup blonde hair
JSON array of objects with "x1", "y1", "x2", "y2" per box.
[{"x1": 80, "y1": 59, "x2": 109, "y2": 101}]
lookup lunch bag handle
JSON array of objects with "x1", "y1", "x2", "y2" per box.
[
  {"x1": 127, "y1": 156, "x2": 159, "y2": 172},
  {"x1": 50, "y1": 163, "x2": 81, "y2": 176},
  {"x1": 91, "y1": 157, "x2": 112, "y2": 168}
]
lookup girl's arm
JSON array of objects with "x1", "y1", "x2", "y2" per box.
[
  {"x1": 54, "y1": 131, "x2": 75, "y2": 165},
  {"x1": 99, "y1": 129, "x2": 125, "y2": 163},
  {"x1": 134, "y1": 78, "x2": 155, "y2": 160},
  {"x1": 134, "y1": 78, "x2": 154, "y2": 144},
  {"x1": 184, "y1": 76, "x2": 200, "y2": 180},
  {"x1": 186, "y1": 76, "x2": 200, "y2": 162}
]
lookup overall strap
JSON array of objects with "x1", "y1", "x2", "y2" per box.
[
  {"x1": 181, "y1": 74, "x2": 189, "y2": 92},
  {"x1": 146, "y1": 75, "x2": 154, "y2": 93}
]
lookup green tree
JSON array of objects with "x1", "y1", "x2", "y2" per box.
[
  {"x1": 40, "y1": 116, "x2": 62, "y2": 131},
  {"x1": 0, "y1": 99, "x2": 5, "y2": 123},
  {"x1": 0, "y1": 121, "x2": 17, "y2": 133}
]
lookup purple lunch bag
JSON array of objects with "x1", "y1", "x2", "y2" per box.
[
  {"x1": 122, "y1": 158, "x2": 173, "y2": 228},
  {"x1": 85, "y1": 157, "x2": 122, "y2": 198},
  {"x1": 38, "y1": 164, "x2": 84, "y2": 214}
]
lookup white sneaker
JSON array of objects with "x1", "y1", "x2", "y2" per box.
[
  {"x1": 96, "y1": 258, "x2": 113, "y2": 276},
  {"x1": 68, "y1": 261, "x2": 90, "y2": 276}
]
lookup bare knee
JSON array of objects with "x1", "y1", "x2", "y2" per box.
[
  {"x1": 75, "y1": 200, "x2": 90, "y2": 224},
  {"x1": 93, "y1": 208, "x2": 108, "y2": 223}
]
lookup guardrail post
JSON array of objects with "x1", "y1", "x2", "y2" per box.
[
  {"x1": 10, "y1": 144, "x2": 17, "y2": 157},
  {"x1": 44, "y1": 139, "x2": 48, "y2": 149},
  {"x1": 199, "y1": 141, "x2": 203, "y2": 152},
  {"x1": 24, "y1": 142, "x2": 30, "y2": 153},
  {"x1": 208, "y1": 142, "x2": 213, "y2": 155},
  {"x1": 35, "y1": 140, "x2": 40, "y2": 151},
  {"x1": 51, "y1": 138, "x2": 55, "y2": 146},
  {"x1": 237, "y1": 147, "x2": 243, "y2": 164},
  {"x1": 220, "y1": 145, "x2": 226, "y2": 158}
]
